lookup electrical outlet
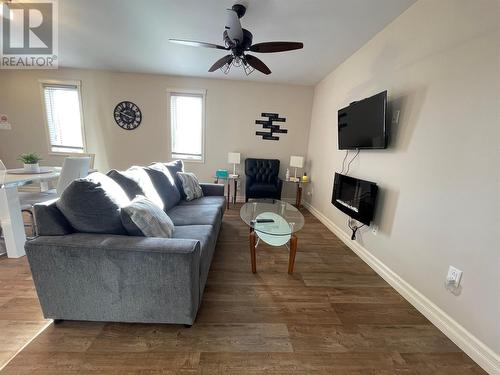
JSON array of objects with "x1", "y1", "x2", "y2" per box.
[
  {"x1": 371, "y1": 224, "x2": 378, "y2": 235},
  {"x1": 446, "y1": 266, "x2": 463, "y2": 287},
  {"x1": 392, "y1": 110, "x2": 400, "y2": 124}
]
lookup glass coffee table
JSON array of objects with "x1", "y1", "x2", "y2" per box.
[{"x1": 240, "y1": 200, "x2": 305, "y2": 274}]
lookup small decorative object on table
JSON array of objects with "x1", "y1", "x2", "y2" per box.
[
  {"x1": 302, "y1": 173, "x2": 309, "y2": 182},
  {"x1": 216, "y1": 169, "x2": 229, "y2": 178},
  {"x1": 18, "y1": 152, "x2": 42, "y2": 173}
]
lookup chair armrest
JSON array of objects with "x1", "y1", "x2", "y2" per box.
[
  {"x1": 200, "y1": 183, "x2": 224, "y2": 196},
  {"x1": 276, "y1": 177, "x2": 283, "y2": 190}
]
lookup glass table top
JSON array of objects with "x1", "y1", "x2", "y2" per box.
[{"x1": 240, "y1": 199, "x2": 305, "y2": 236}]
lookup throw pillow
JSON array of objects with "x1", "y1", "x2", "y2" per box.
[
  {"x1": 177, "y1": 172, "x2": 203, "y2": 201},
  {"x1": 121, "y1": 196, "x2": 174, "y2": 237},
  {"x1": 107, "y1": 166, "x2": 164, "y2": 209},
  {"x1": 163, "y1": 160, "x2": 186, "y2": 199},
  {"x1": 56, "y1": 172, "x2": 130, "y2": 234},
  {"x1": 144, "y1": 163, "x2": 181, "y2": 211}
]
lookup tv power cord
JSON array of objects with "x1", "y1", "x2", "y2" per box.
[{"x1": 348, "y1": 218, "x2": 365, "y2": 240}]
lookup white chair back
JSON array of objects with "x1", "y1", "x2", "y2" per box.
[
  {"x1": 56, "y1": 157, "x2": 90, "y2": 195},
  {"x1": 0, "y1": 160, "x2": 5, "y2": 185}
]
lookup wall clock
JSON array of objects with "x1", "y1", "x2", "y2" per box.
[{"x1": 114, "y1": 101, "x2": 142, "y2": 130}]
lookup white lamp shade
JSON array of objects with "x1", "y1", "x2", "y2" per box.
[
  {"x1": 290, "y1": 156, "x2": 304, "y2": 169},
  {"x1": 228, "y1": 152, "x2": 241, "y2": 164}
]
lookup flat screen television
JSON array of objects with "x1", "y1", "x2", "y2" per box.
[
  {"x1": 338, "y1": 90, "x2": 388, "y2": 149},
  {"x1": 332, "y1": 173, "x2": 378, "y2": 225}
]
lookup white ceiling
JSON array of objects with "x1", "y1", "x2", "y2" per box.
[{"x1": 59, "y1": 0, "x2": 416, "y2": 85}]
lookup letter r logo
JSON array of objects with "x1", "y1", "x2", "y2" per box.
[{"x1": 2, "y1": 2, "x2": 53, "y2": 54}]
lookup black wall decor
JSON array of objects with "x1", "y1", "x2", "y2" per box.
[{"x1": 255, "y1": 112, "x2": 287, "y2": 141}]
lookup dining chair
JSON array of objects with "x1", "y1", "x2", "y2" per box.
[
  {"x1": 61, "y1": 152, "x2": 95, "y2": 169},
  {"x1": 0, "y1": 159, "x2": 6, "y2": 185},
  {"x1": 18, "y1": 157, "x2": 91, "y2": 236}
]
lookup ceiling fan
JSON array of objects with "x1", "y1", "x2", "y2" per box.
[{"x1": 169, "y1": 4, "x2": 303, "y2": 76}]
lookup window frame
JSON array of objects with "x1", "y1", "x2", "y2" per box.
[
  {"x1": 39, "y1": 79, "x2": 87, "y2": 155},
  {"x1": 167, "y1": 88, "x2": 206, "y2": 163}
]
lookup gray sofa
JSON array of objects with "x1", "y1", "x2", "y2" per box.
[{"x1": 25, "y1": 166, "x2": 225, "y2": 326}]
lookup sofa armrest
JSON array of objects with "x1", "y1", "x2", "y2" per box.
[
  {"x1": 26, "y1": 233, "x2": 201, "y2": 255},
  {"x1": 200, "y1": 183, "x2": 224, "y2": 196},
  {"x1": 33, "y1": 199, "x2": 74, "y2": 236},
  {"x1": 25, "y1": 233, "x2": 202, "y2": 324}
]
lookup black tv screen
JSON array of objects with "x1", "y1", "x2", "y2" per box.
[
  {"x1": 338, "y1": 90, "x2": 387, "y2": 149},
  {"x1": 332, "y1": 173, "x2": 378, "y2": 225}
]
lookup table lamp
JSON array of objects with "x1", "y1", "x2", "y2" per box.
[
  {"x1": 289, "y1": 156, "x2": 304, "y2": 179},
  {"x1": 227, "y1": 152, "x2": 241, "y2": 175}
]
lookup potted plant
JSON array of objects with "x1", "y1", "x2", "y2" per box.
[{"x1": 18, "y1": 153, "x2": 42, "y2": 173}]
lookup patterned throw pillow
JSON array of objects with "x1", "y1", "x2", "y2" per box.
[
  {"x1": 121, "y1": 196, "x2": 174, "y2": 237},
  {"x1": 176, "y1": 172, "x2": 203, "y2": 201}
]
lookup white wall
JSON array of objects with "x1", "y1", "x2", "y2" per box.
[
  {"x1": 0, "y1": 69, "x2": 313, "y2": 199},
  {"x1": 306, "y1": 0, "x2": 500, "y2": 360}
]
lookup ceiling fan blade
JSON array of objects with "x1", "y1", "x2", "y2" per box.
[
  {"x1": 169, "y1": 39, "x2": 228, "y2": 50},
  {"x1": 225, "y1": 9, "x2": 243, "y2": 44},
  {"x1": 209, "y1": 55, "x2": 234, "y2": 72},
  {"x1": 245, "y1": 54, "x2": 271, "y2": 75},
  {"x1": 249, "y1": 42, "x2": 304, "y2": 53}
]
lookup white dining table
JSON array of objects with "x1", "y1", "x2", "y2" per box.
[{"x1": 0, "y1": 167, "x2": 63, "y2": 258}]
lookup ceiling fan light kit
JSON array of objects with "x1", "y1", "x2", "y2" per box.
[{"x1": 169, "y1": 4, "x2": 303, "y2": 76}]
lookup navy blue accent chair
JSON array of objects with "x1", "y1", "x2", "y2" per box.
[{"x1": 245, "y1": 158, "x2": 283, "y2": 202}]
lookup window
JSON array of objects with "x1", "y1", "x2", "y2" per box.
[
  {"x1": 169, "y1": 90, "x2": 205, "y2": 161},
  {"x1": 41, "y1": 81, "x2": 85, "y2": 153}
]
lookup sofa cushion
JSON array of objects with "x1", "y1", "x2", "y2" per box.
[
  {"x1": 107, "y1": 166, "x2": 164, "y2": 209},
  {"x1": 163, "y1": 160, "x2": 186, "y2": 200},
  {"x1": 56, "y1": 172, "x2": 129, "y2": 234},
  {"x1": 144, "y1": 163, "x2": 181, "y2": 211},
  {"x1": 179, "y1": 196, "x2": 226, "y2": 207},
  {"x1": 121, "y1": 196, "x2": 174, "y2": 237},
  {"x1": 167, "y1": 205, "x2": 221, "y2": 226},
  {"x1": 177, "y1": 172, "x2": 203, "y2": 201}
]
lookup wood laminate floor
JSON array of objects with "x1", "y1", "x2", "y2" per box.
[{"x1": 0, "y1": 205, "x2": 486, "y2": 374}]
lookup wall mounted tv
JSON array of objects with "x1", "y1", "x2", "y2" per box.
[
  {"x1": 338, "y1": 90, "x2": 388, "y2": 149},
  {"x1": 332, "y1": 173, "x2": 378, "y2": 225}
]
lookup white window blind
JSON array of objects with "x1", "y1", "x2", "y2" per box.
[
  {"x1": 42, "y1": 83, "x2": 85, "y2": 153},
  {"x1": 170, "y1": 92, "x2": 204, "y2": 161}
]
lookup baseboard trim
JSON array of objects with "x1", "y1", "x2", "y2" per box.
[{"x1": 303, "y1": 201, "x2": 500, "y2": 375}]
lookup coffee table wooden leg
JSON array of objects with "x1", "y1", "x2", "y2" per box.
[
  {"x1": 249, "y1": 231, "x2": 257, "y2": 273},
  {"x1": 288, "y1": 234, "x2": 298, "y2": 274}
]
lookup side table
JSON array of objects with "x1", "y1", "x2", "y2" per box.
[
  {"x1": 214, "y1": 175, "x2": 240, "y2": 208},
  {"x1": 283, "y1": 178, "x2": 310, "y2": 207}
]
